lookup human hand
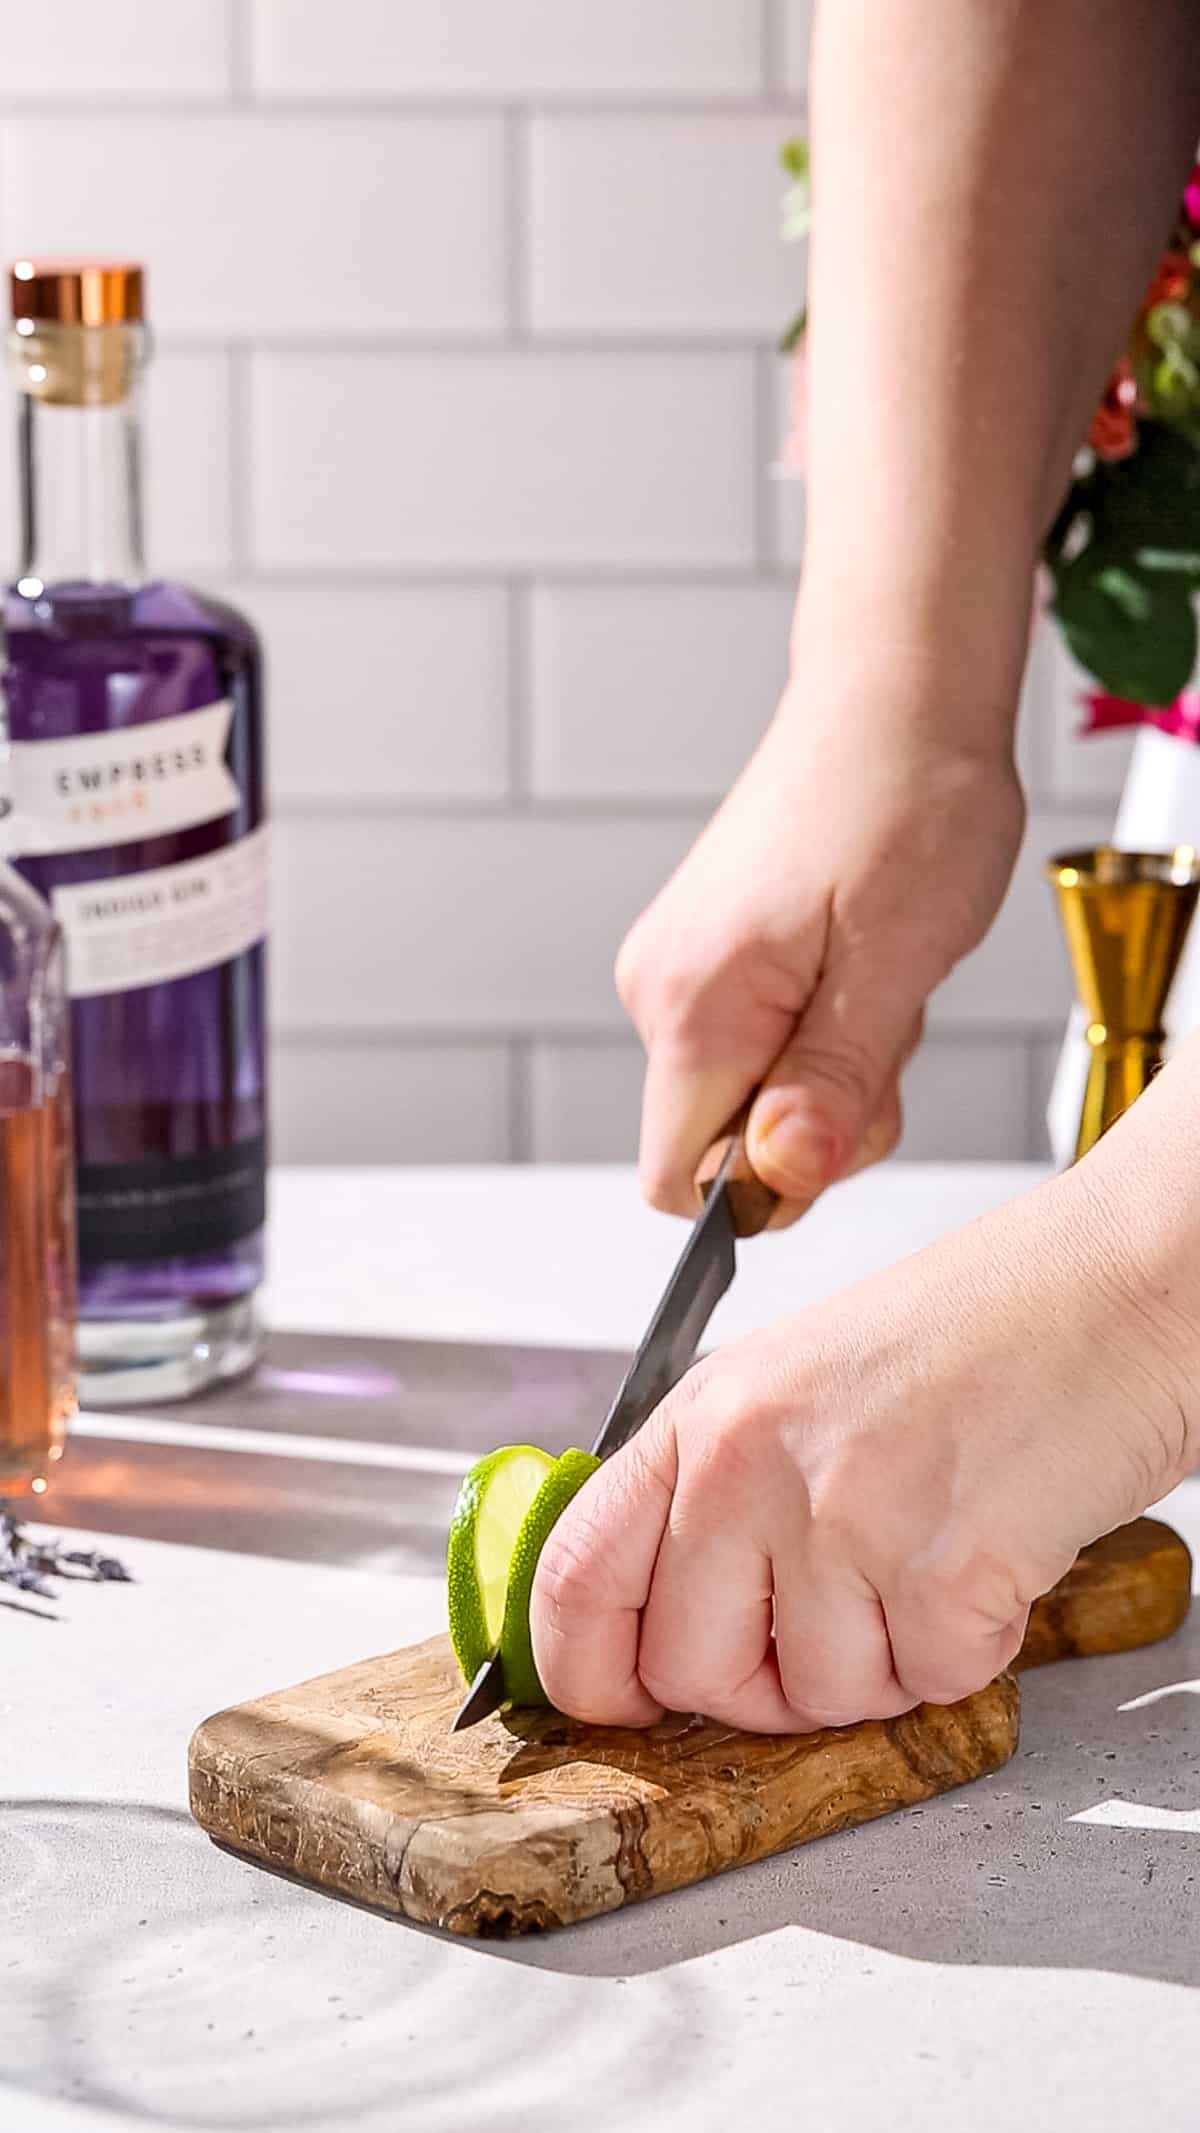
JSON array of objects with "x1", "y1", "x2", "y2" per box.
[
  {"x1": 616, "y1": 673, "x2": 1025, "y2": 1226},
  {"x1": 530, "y1": 1159, "x2": 1192, "y2": 1731}
]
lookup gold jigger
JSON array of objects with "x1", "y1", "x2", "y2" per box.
[{"x1": 1046, "y1": 845, "x2": 1200, "y2": 1161}]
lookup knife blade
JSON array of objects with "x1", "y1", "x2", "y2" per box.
[{"x1": 450, "y1": 1122, "x2": 776, "y2": 1731}]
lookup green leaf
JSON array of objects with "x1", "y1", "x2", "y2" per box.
[
  {"x1": 1050, "y1": 551, "x2": 1196, "y2": 703},
  {"x1": 1147, "y1": 300, "x2": 1193, "y2": 352},
  {"x1": 1136, "y1": 545, "x2": 1200, "y2": 577},
  {"x1": 780, "y1": 138, "x2": 810, "y2": 180},
  {"x1": 778, "y1": 305, "x2": 807, "y2": 354},
  {"x1": 1055, "y1": 422, "x2": 1200, "y2": 553}
]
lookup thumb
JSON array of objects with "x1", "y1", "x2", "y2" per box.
[{"x1": 746, "y1": 959, "x2": 919, "y2": 1202}]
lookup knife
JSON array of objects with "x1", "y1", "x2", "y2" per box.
[{"x1": 451, "y1": 1116, "x2": 777, "y2": 1731}]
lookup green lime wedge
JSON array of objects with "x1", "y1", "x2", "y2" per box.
[
  {"x1": 446, "y1": 1444, "x2": 556, "y2": 1684},
  {"x1": 500, "y1": 1448, "x2": 601, "y2": 1707}
]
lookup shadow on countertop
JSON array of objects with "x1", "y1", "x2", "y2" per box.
[
  {"x1": 37, "y1": 1328, "x2": 625, "y2": 1578},
  {"x1": 5, "y1": 1605, "x2": 1199, "y2": 2132}
]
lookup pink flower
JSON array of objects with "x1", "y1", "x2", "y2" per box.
[
  {"x1": 1088, "y1": 359, "x2": 1138, "y2": 461},
  {"x1": 1185, "y1": 164, "x2": 1200, "y2": 228}
]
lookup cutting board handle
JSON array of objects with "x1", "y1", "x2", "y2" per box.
[{"x1": 695, "y1": 1104, "x2": 778, "y2": 1238}]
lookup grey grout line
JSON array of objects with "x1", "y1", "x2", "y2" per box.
[
  {"x1": 505, "y1": 580, "x2": 533, "y2": 801},
  {"x1": 191, "y1": 560, "x2": 773, "y2": 590},
  {"x1": 504, "y1": 110, "x2": 530, "y2": 339},
  {"x1": 228, "y1": 562, "x2": 793, "y2": 591},
  {"x1": 270, "y1": 790, "x2": 1116, "y2": 824},
  {"x1": 274, "y1": 796, "x2": 711, "y2": 822},
  {"x1": 752, "y1": 345, "x2": 778, "y2": 569},
  {"x1": 227, "y1": 0, "x2": 253, "y2": 104},
  {"x1": 225, "y1": 344, "x2": 252, "y2": 574},
  {"x1": 156, "y1": 330, "x2": 780, "y2": 357},
  {"x1": 507, "y1": 1037, "x2": 534, "y2": 1162},
  {"x1": 761, "y1": 0, "x2": 783, "y2": 94},
  {"x1": 1024, "y1": 1035, "x2": 1053, "y2": 1161},
  {"x1": 0, "y1": 94, "x2": 805, "y2": 120},
  {"x1": 273, "y1": 1022, "x2": 1071, "y2": 1051}
]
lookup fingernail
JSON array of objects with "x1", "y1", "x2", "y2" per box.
[{"x1": 752, "y1": 1107, "x2": 841, "y2": 1197}]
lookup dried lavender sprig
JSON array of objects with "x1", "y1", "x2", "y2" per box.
[{"x1": 0, "y1": 1502, "x2": 132, "y2": 1596}]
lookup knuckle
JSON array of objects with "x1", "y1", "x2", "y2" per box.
[
  {"x1": 638, "y1": 1161, "x2": 695, "y2": 1218},
  {"x1": 645, "y1": 957, "x2": 705, "y2": 1036},
  {"x1": 865, "y1": 1100, "x2": 902, "y2": 1163},
  {"x1": 896, "y1": 1660, "x2": 983, "y2": 1709},
  {"x1": 534, "y1": 1517, "x2": 608, "y2": 1625},
  {"x1": 637, "y1": 1659, "x2": 705, "y2": 1715},
  {"x1": 685, "y1": 1414, "x2": 760, "y2": 1500},
  {"x1": 785, "y1": 1699, "x2": 870, "y2": 1732},
  {"x1": 790, "y1": 1036, "x2": 883, "y2": 1116},
  {"x1": 669, "y1": 1368, "x2": 764, "y2": 1492},
  {"x1": 614, "y1": 930, "x2": 646, "y2": 1015}
]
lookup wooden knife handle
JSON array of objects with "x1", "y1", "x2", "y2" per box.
[{"x1": 694, "y1": 1105, "x2": 778, "y2": 1239}]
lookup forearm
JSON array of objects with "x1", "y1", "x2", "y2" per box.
[
  {"x1": 795, "y1": 0, "x2": 1200, "y2": 751},
  {"x1": 1063, "y1": 1031, "x2": 1200, "y2": 1488}
]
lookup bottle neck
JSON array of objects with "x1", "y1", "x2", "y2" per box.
[{"x1": 9, "y1": 321, "x2": 147, "y2": 592}]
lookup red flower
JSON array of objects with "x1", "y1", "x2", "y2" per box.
[
  {"x1": 1088, "y1": 359, "x2": 1138, "y2": 461},
  {"x1": 1142, "y1": 247, "x2": 1192, "y2": 311}
]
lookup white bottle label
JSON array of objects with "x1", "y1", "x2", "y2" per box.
[
  {"x1": 52, "y1": 824, "x2": 269, "y2": 999},
  {"x1": 6, "y1": 699, "x2": 240, "y2": 855}
]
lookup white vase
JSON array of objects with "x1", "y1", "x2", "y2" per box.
[{"x1": 1046, "y1": 723, "x2": 1200, "y2": 1165}]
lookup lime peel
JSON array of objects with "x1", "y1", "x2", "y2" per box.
[
  {"x1": 445, "y1": 1444, "x2": 554, "y2": 1684},
  {"x1": 500, "y1": 1448, "x2": 601, "y2": 1707}
]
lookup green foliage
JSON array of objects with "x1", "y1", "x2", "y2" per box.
[
  {"x1": 1044, "y1": 425, "x2": 1200, "y2": 703},
  {"x1": 779, "y1": 135, "x2": 811, "y2": 244}
]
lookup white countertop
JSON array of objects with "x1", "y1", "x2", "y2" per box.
[{"x1": 6, "y1": 1160, "x2": 1200, "y2": 2133}]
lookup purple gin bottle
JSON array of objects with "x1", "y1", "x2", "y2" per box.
[{"x1": 3, "y1": 260, "x2": 267, "y2": 1404}]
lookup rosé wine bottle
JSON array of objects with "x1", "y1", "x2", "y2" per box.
[
  {"x1": 3, "y1": 260, "x2": 267, "y2": 1405},
  {"x1": 0, "y1": 842, "x2": 76, "y2": 1491}
]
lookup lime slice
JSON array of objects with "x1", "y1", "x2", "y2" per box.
[
  {"x1": 446, "y1": 1444, "x2": 555, "y2": 1684},
  {"x1": 500, "y1": 1448, "x2": 601, "y2": 1708}
]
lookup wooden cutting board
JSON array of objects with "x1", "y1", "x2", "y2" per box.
[{"x1": 188, "y1": 1515, "x2": 1191, "y2": 1937}]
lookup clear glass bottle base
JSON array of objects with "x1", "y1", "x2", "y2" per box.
[{"x1": 77, "y1": 1294, "x2": 261, "y2": 1407}]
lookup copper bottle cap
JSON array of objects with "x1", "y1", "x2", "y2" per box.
[{"x1": 9, "y1": 258, "x2": 145, "y2": 327}]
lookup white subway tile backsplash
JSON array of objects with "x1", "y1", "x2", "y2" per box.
[
  {"x1": 528, "y1": 1032, "x2": 1031, "y2": 1163},
  {"x1": 1, "y1": 117, "x2": 506, "y2": 336},
  {"x1": 273, "y1": 1043, "x2": 512, "y2": 1163},
  {"x1": 529, "y1": 116, "x2": 805, "y2": 336},
  {"x1": 145, "y1": 353, "x2": 234, "y2": 574},
  {"x1": 530, "y1": 581, "x2": 790, "y2": 799},
  {"x1": 897, "y1": 1038, "x2": 1029, "y2": 1161},
  {"x1": 930, "y1": 808, "x2": 1111, "y2": 1030},
  {"x1": 242, "y1": 583, "x2": 510, "y2": 806},
  {"x1": 1039, "y1": 618, "x2": 1135, "y2": 807},
  {"x1": 0, "y1": 27, "x2": 1119, "y2": 1168},
  {"x1": 529, "y1": 1041, "x2": 645, "y2": 1161},
  {"x1": 272, "y1": 815, "x2": 699, "y2": 1033},
  {"x1": 250, "y1": 352, "x2": 758, "y2": 570},
  {"x1": 251, "y1": 0, "x2": 763, "y2": 101},
  {"x1": 0, "y1": 0, "x2": 230, "y2": 100}
]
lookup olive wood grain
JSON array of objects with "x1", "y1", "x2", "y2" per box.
[
  {"x1": 1017, "y1": 1514, "x2": 1191, "y2": 1669},
  {"x1": 189, "y1": 1516, "x2": 1189, "y2": 1938}
]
